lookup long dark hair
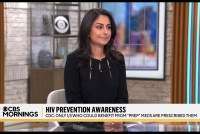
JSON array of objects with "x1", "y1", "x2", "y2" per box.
[{"x1": 75, "y1": 8, "x2": 123, "y2": 68}]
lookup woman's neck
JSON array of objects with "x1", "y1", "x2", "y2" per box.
[{"x1": 90, "y1": 45, "x2": 105, "y2": 60}]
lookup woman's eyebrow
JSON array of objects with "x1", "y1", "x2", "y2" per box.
[{"x1": 95, "y1": 23, "x2": 111, "y2": 26}]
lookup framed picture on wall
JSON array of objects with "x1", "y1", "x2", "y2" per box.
[
  {"x1": 52, "y1": 15, "x2": 71, "y2": 36},
  {"x1": 100, "y1": 2, "x2": 166, "y2": 79}
]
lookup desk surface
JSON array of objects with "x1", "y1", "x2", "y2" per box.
[
  {"x1": 8, "y1": 122, "x2": 200, "y2": 132},
  {"x1": 124, "y1": 122, "x2": 200, "y2": 132}
]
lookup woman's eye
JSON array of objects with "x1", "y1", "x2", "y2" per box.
[
  {"x1": 97, "y1": 25, "x2": 103, "y2": 29},
  {"x1": 107, "y1": 26, "x2": 111, "y2": 29}
]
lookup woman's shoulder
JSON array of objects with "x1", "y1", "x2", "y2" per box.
[
  {"x1": 111, "y1": 50, "x2": 124, "y2": 57},
  {"x1": 111, "y1": 50, "x2": 125, "y2": 62},
  {"x1": 66, "y1": 49, "x2": 83, "y2": 64},
  {"x1": 67, "y1": 49, "x2": 83, "y2": 59}
]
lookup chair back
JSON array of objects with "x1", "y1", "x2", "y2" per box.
[
  {"x1": 46, "y1": 89, "x2": 67, "y2": 131},
  {"x1": 47, "y1": 89, "x2": 67, "y2": 104}
]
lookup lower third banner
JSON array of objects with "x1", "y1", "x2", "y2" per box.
[{"x1": 0, "y1": 104, "x2": 200, "y2": 122}]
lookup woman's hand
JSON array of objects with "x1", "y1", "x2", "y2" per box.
[{"x1": 103, "y1": 122, "x2": 123, "y2": 132}]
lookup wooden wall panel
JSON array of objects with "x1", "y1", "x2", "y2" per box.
[
  {"x1": 172, "y1": 3, "x2": 188, "y2": 103},
  {"x1": 172, "y1": 2, "x2": 200, "y2": 104}
]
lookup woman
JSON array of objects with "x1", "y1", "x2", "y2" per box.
[{"x1": 63, "y1": 8, "x2": 128, "y2": 131}]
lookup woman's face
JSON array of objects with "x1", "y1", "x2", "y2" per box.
[{"x1": 89, "y1": 15, "x2": 111, "y2": 47}]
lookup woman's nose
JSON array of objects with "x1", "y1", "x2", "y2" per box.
[{"x1": 103, "y1": 28, "x2": 109, "y2": 34}]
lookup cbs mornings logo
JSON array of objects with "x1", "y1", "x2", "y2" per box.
[{"x1": 2, "y1": 106, "x2": 38, "y2": 117}]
